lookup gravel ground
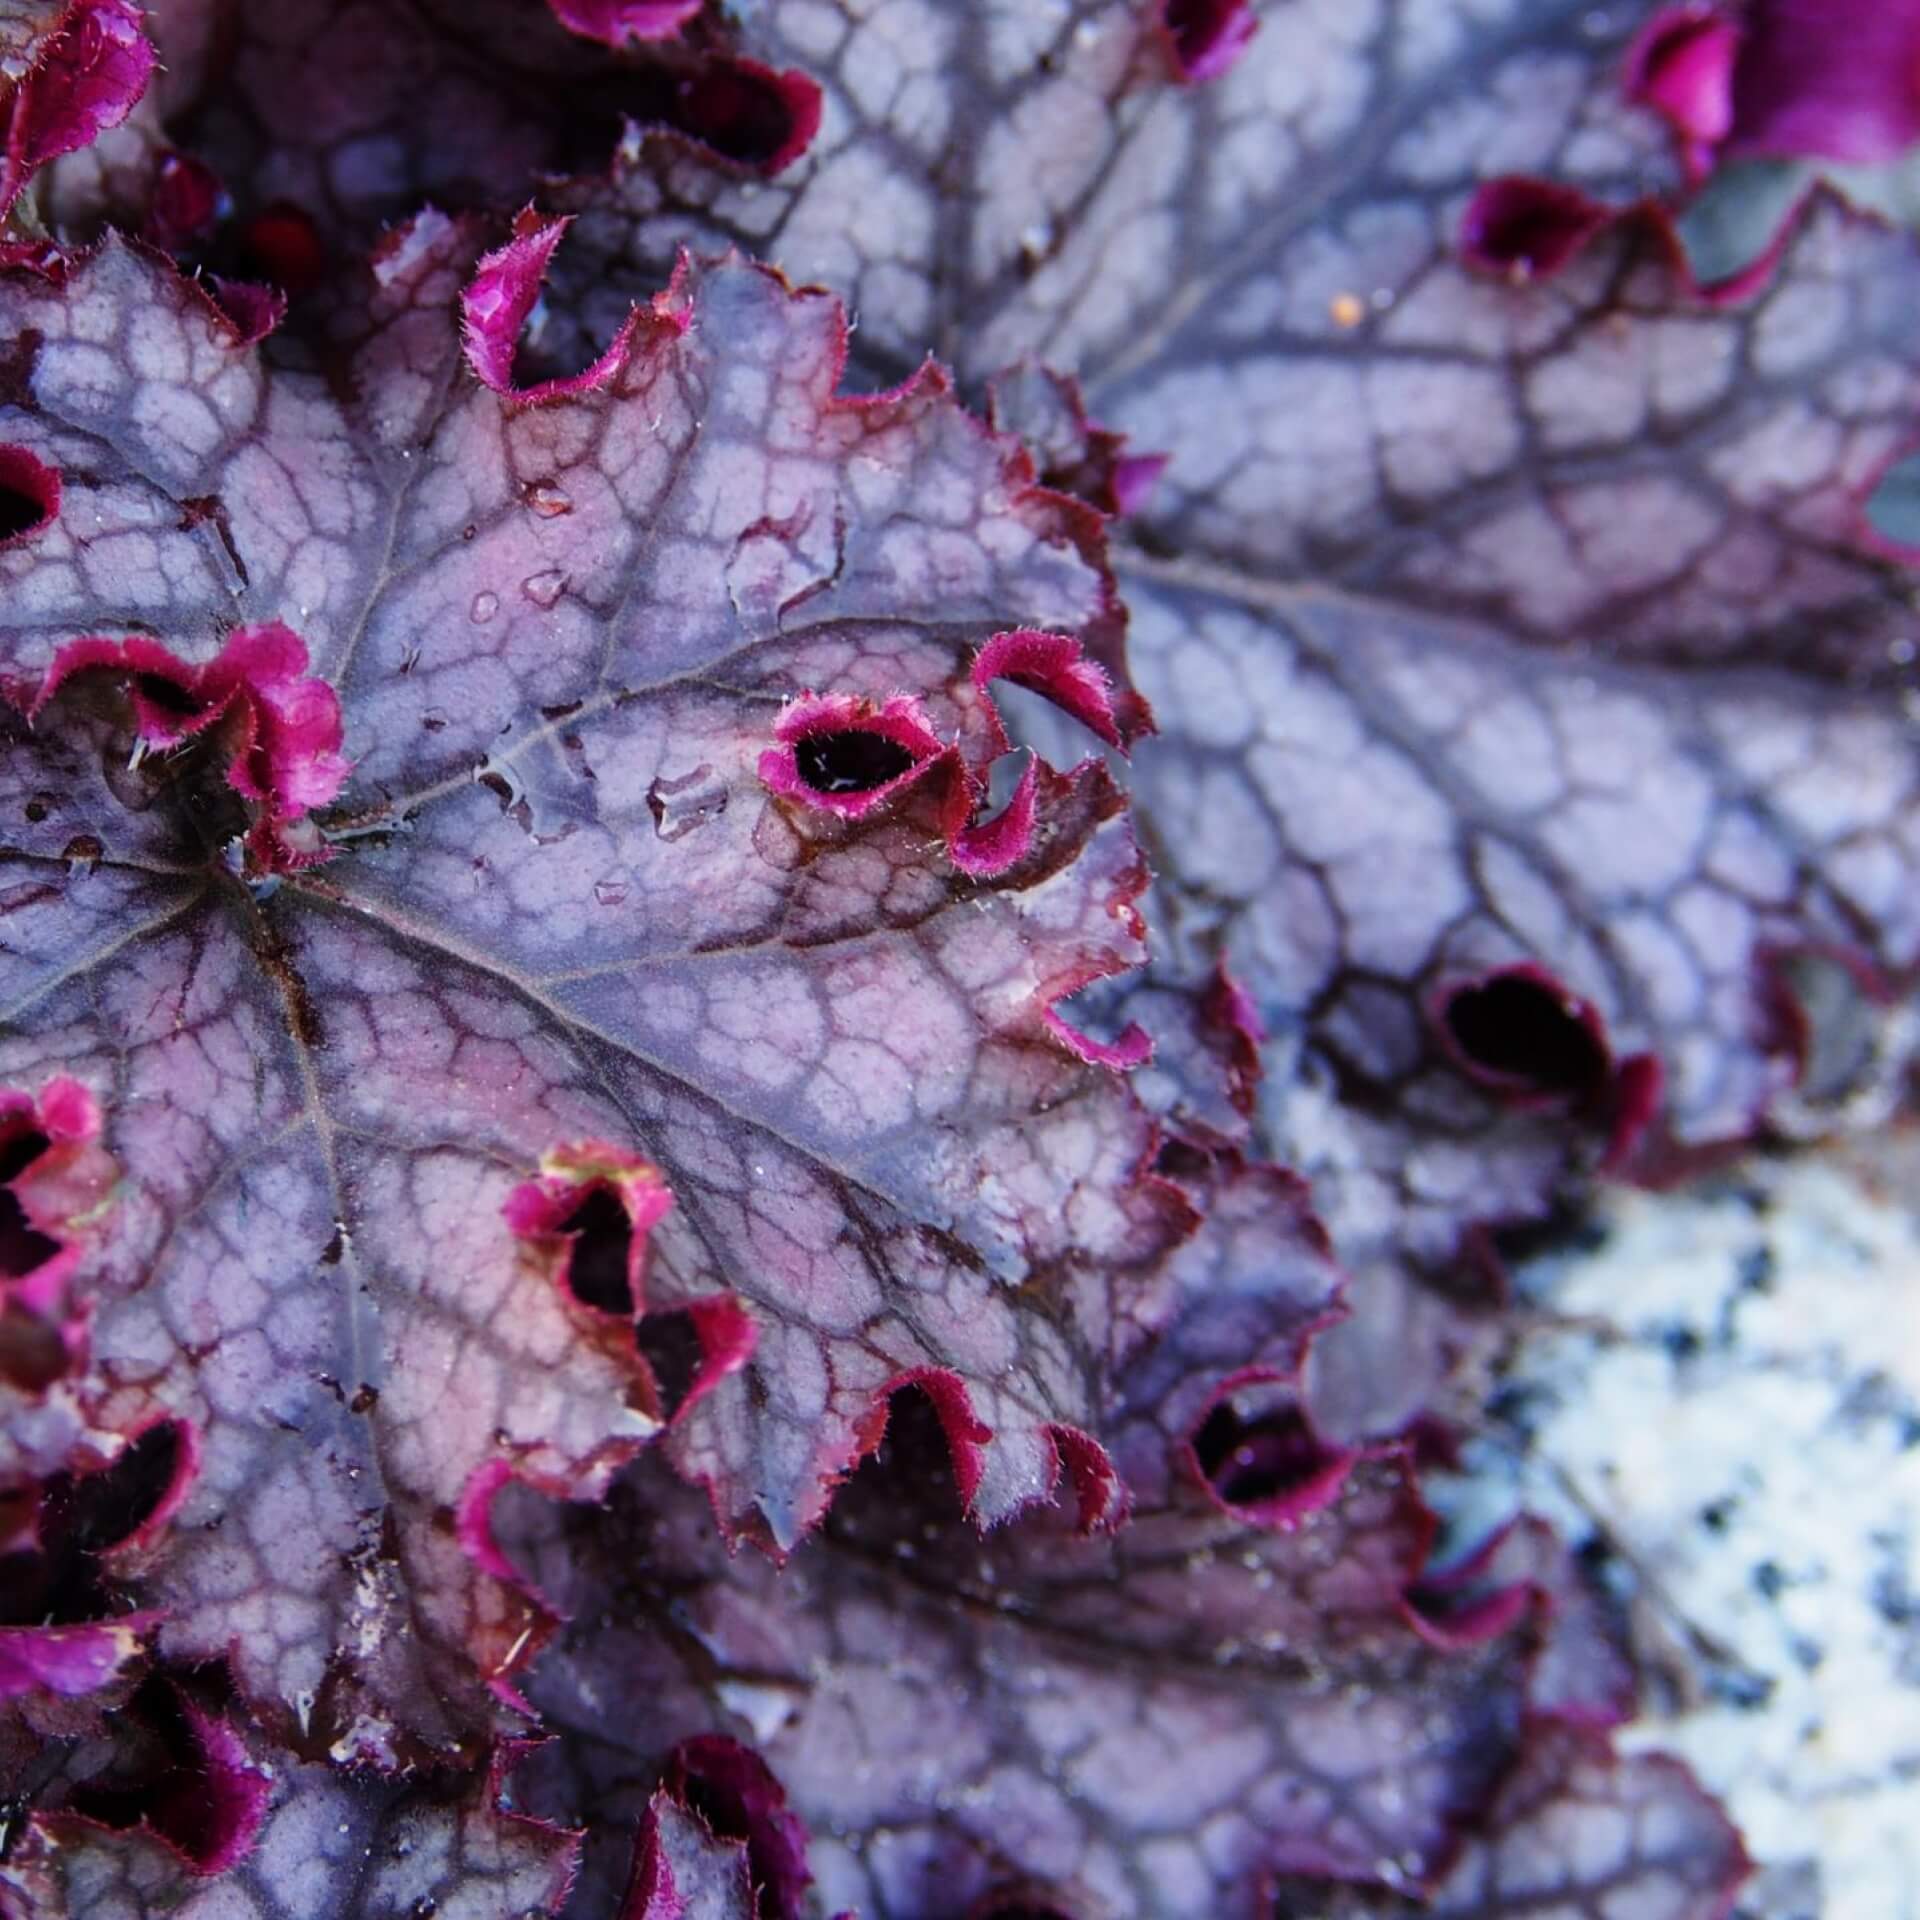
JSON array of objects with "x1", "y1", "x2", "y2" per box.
[{"x1": 1441, "y1": 1143, "x2": 1920, "y2": 1920}]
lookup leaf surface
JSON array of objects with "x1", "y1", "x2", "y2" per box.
[
  {"x1": 9, "y1": 1, "x2": 1898, "y2": 1909},
  {"x1": 509, "y1": 1405, "x2": 1538, "y2": 1920},
  {"x1": 0, "y1": 201, "x2": 1194, "y2": 1772},
  {"x1": 4, "y1": 1740, "x2": 579, "y2": 1920},
  {"x1": 509, "y1": 1, "x2": 1920, "y2": 1357}
]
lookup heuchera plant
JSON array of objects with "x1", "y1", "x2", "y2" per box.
[{"x1": 1, "y1": 0, "x2": 1913, "y2": 1912}]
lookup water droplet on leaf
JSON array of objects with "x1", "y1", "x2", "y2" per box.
[
  {"x1": 646, "y1": 765, "x2": 729, "y2": 841},
  {"x1": 476, "y1": 758, "x2": 527, "y2": 818},
  {"x1": 469, "y1": 591, "x2": 499, "y2": 624},
  {"x1": 62, "y1": 834, "x2": 102, "y2": 876}
]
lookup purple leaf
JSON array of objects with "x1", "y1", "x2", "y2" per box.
[
  {"x1": 0, "y1": 1614, "x2": 154, "y2": 1704},
  {"x1": 1430, "y1": 1731, "x2": 1750, "y2": 1918},
  {"x1": 549, "y1": 0, "x2": 704, "y2": 49},
  {"x1": 0, "y1": 0, "x2": 152, "y2": 221},
  {"x1": 25, "y1": 0, "x2": 823, "y2": 287},
  {"x1": 496, "y1": 3, "x2": 1920, "y2": 1363},
  {"x1": 1626, "y1": 7, "x2": 1743, "y2": 178},
  {"x1": 482, "y1": 1, "x2": 1213, "y2": 391},
  {"x1": 1272, "y1": 1729, "x2": 1751, "y2": 1920},
  {"x1": 0, "y1": 198, "x2": 1199, "y2": 1769},
  {"x1": 965, "y1": 24, "x2": 1919, "y2": 1455},
  {"x1": 1, "y1": 1415, "x2": 182, "y2": 1728},
  {"x1": 5, "y1": 1734, "x2": 582, "y2": 1918},
  {"x1": 1409, "y1": 1512, "x2": 1640, "y2": 1729},
  {"x1": 512, "y1": 1413, "x2": 1543, "y2": 1919},
  {"x1": 621, "y1": 1791, "x2": 758, "y2": 1920},
  {"x1": 496, "y1": 1268, "x2": 1719, "y2": 1919},
  {"x1": 2, "y1": 0, "x2": 1861, "y2": 1907},
  {"x1": 486, "y1": 1158, "x2": 1702, "y2": 1918},
  {"x1": 985, "y1": 365, "x2": 1167, "y2": 520},
  {"x1": 536, "y1": 1, "x2": 1919, "y2": 1249},
  {"x1": 0, "y1": 1074, "x2": 115, "y2": 1386},
  {"x1": 656, "y1": 1735, "x2": 813, "y2": 1920},
  {"x1": 1636, "y1": 0, "x2": 1920, "y2": 169},
  {"x1": 1154, "y1": 0, "x2": 1258, "y2": 87},
  {"x1": 1117, "y1": 179, "x2": 1920, "y2": 1420},
  {"x1": 0, "y1": 441, "x2": 59, "y2": 544}
]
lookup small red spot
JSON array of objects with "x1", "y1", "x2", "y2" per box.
[{"x1": 239, "y1": 201, "x2": 325, "y2": 297}]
